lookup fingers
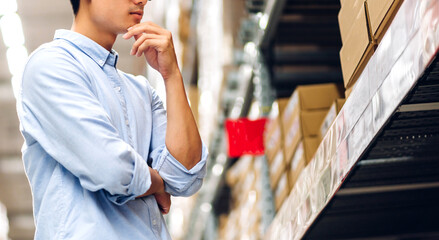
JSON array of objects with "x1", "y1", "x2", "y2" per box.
[
  {"x1": 131, "y1": 33, "x2": 161, "y2": 55},
  {"x1": 154, "y1": 192, "x2": 171, "y2": 215},
  {"x1": 125, "y1": 22, "x2": 174, "y2": 57},
  {"x1": 134, "y1": 38, "x2": 170, "y2": 57},
  {"x1": 159, "y1": 205, "x2": 170, "y2": 215}
]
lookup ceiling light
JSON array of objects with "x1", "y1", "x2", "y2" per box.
[
  {"x1": 0, "y1": 0, "x2": 17, "y2": 16},
  {"x1": 6, "y1": 45, "x2": 28, "y2": 76},
  {"x1": 0, "y1": 12, "x2": 25, "y2": 47}
]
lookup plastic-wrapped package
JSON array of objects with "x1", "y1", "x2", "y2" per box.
[{"x1": 0, "y1": 202, "x2": 8, "y2": 240}]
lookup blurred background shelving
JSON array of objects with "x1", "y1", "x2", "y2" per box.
[{"x1": 1, "y1": 0, "x2": 439, "y2": 239}]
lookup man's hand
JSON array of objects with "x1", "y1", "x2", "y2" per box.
[
  {"x1": 136, "y1": 169, "x2": 172, "y2": 214},
  {"x1": 154, "y1": 192, "x2": 171, "y2": 215},
  {"x1": 122, "y1": 21, "x2": 180, "y2": 80}
]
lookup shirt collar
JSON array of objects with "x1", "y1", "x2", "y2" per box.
[{"x1": 54, "y1": 29, "x2": 119, "y2": 68}]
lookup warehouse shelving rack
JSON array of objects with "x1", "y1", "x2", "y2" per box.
[
  {"x1": 264, "y1": 0, "x2": 439, "y2": 239},
  {"x1": 257, "y1": 0, "x2": 343, "y2": 98},
  {"x1": 184, "y1": 0, "x2": 439, "y2": 239}
]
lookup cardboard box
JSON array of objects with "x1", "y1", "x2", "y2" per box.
[
  {"x1": 319, "y1": 99, "x2": 346, "y2": 140},
  {"x1": 287, "y1": 138, "x2": 321, "y2": 188},
  {"x1": 264, "y1": 98, "x2": 289, "y2": 163},
  {"x1": 303, "y1": 137, "x2": 321, "y2": 163},
  {"x1": 340, "y1": 2, "x2": 375, "y2": 88},
  {"x1": 284, "y1": 109, "x2": 328, "y2": 161},
  {"x1": 338, "y1": 0, "x2": 364, "y2": 43},
  {"x1": 287, "y1": 142, "x2": 306, "y2": 188},
  {"x1": 366, "y1": 0, "x2": 403, "y2": 42},
  {"x1": 274, "y1": 173, "x2": 290, "y2": 211},
  {"x1": 264, "y1": 98, "x2": 289, "y2": 140},
  {"x1": 282, "y1": 83, "x2": 343, "y2": 128},
  {"x1": 264, "y1": 126, "x2": 282, "y2": 163},
  {"x1": 269, "y1": 149, "x2": 285, "y2": 189}
]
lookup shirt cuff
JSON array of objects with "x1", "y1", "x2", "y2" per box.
[
  {"x1": 153, "y1": 142, "x2": 208, "y2": 196},
  {"x1": 107, "y1": 153, "x2": 151, "y2": 205}
]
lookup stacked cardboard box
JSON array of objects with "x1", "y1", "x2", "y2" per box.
[
  {"x1": 220, "y1": 156, "x2": 263, "y2": 240},
  {"x1": 339, "y1": 0, "x2": 403, "y2": 96},
  {"x1": 339, "y1": 0, "x2": 375, "y2": 90},
  {"x1": 282, "y1": 84, "x2": 342, "y2": 192},
  {"x1": 263, "y1": 99, "x2": 290, "y2": 211},
  {"x1": 264, "y1": 85, "x2": 342, "y2": 211}
]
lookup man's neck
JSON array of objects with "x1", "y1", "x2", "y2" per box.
[{"x1": 71, "y1": 16, "x2": 117, "y2": 52}]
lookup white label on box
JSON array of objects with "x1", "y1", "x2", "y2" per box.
[
  {"x1": 276, "y1": 174, "x2": 288, "y2": 196},
  {"x1": 285, "y1": 117, "x2": 300, "y2": 146},
  {"x1": 282, "y1": 91, "x2": 299, "y2": 125},
  {"x1": 267, "y1": 128, "x2": 281, "y2": 149},
  {"x1": 320, "y1": 104, "x2": 337, "y2": 137},
  {"x1": 292, "y1": 142, "x2": 304, "y2": 171},
  {"x1": 270, "y1": 151, "x2": 284, "y2": 176}
]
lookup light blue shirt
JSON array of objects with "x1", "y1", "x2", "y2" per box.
[{"x1": 16, "y1": 29, "x2": 208, "y2": 240}]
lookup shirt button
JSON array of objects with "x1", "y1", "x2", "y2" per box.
[
  {"x1": 125, "y1": 120, "x2": 129, "y2": 125},
  {"x1": 152, "y1": 220, "x2": 157, "y2": 225},
  {"x1": 115, "y1": 86, "x2": 121, "y2": 92},
  {"x1": 98, "y1": 60, "x2": 104, "y2": 65}
]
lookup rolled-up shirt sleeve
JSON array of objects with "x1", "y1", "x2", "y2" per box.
[
  {"x1": 146, "y1": 81, "x2": 208, "y2": 197},
  {"x1": 20, "y1": 48, "x2": 151, "y2": 205}
]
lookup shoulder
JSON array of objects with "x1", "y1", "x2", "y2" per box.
[
  {"x1": 21, "y1": 40, "x2": 90, "y2": 94},
  {"x1": 25, "y1": 40, "x2": 79, "y2": 71}
]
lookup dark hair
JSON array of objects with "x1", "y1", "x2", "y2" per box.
[{"x1": 70, "y1": 0, "x2": 79, "y2": 16}]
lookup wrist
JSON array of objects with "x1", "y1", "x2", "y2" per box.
[
  {"x1": 152, "y1": 169, "x2": 166, "y2": 194},
  {"x1": 162, "y1": 68, "x2": 182, "y2": 83}
]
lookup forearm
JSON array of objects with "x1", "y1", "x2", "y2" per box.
[
  {"x1": 137, "y1": 167, "x2": 164, "y2": 198},
  {"x1": 164, "y1": 72, "x2": 202, "y2": 170},
  {"x1": 123, "y1": 22, "x2": 202, "y2": 170}
]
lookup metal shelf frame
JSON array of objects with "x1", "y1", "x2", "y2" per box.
[{"x1": 264, "y1": 0, "x2": 439, "y2": 238}]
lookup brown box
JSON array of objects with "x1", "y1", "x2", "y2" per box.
[
  {"x1": 282, "y1": 83, "x2": 343, "y2": 129},
  {"x1": 274, "y1": 173, "x2": 290, "y2": 211},
  {"x1": 338, "y1": 0, "x2": 364, "y2": 43},
  {"x1": 284, "y1": 109, "x2": 328, "y2": 162},
  {"x1": 264, "y1": 122, "x2": 282, "y2": 163},
  {"x1": 264, "y1": 98, "x2": 290, "y2": 163},
  {"x1": 269, "y1": 149, "x2": 286, "y2": 189},
  {"x1": 366, "y1": 0, "x2": 403, "y2": 43},
  {"x1": 264, "y1": 98, "x2": 289, "y2": 140},
  {"x1": 340, "y1": 2, "x2": 375, "y2": 88},
  {"x1": 319, "y1": 99, "x2": 346, "y2": 140},
  {"x1": 303, "y1": 137, "x2": 321, "y2": 163},
  {"x1": 287, "y1": 138, "x2": 321, "y2": 188},
  {"x1": 287, "y1": 142, "x2": 306, "y2": 188}
]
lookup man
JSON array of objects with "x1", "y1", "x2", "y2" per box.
[{"x1": 16, "y1": 0, "x2": 208, "y2": 239}]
